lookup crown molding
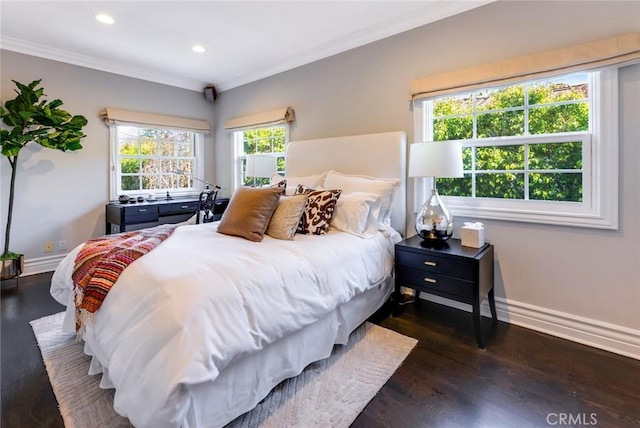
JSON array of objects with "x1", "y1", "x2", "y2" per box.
[
  {"x1": 216, "y1": 0, "x2": 495, "y2": 91},
  {"x1": 1, "y1": 36, "x2": 206, "y2": 92},
  {"x1": 1, "y1": 0, "x2": 494, "y2": 93}
]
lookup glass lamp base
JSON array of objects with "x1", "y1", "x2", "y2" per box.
[{"x1": 415, "y1": 189, "x2": 453, "y2": 242}]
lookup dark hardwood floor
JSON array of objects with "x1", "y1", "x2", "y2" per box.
[
  {"x1": 2, "y1": 273, "x2": 639, "y2": 427},
  {"x1": 2, "y1": 273, "x2": 65, "y2": 428}
]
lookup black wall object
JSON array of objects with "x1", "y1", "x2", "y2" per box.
[{"x1": 204, "y1": 85, "x2": 217, "y2": 102}]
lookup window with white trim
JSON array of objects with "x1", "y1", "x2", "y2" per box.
[
  {"x1": 110, "y1": 126, "x2": 205, "y2": 199},
  {"x1": 414, "y1": 69, "x2": 618, "y2": 229},
  {"x1": 232, "y1": 125, "x2": 287, "y2": 189}
]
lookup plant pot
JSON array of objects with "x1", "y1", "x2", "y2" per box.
[{"x1": 1, "y1": 254, "x2": 24, "y2": 291}]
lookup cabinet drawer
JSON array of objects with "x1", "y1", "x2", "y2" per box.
[
  {"x1": 396, "y1": 250, "x2": 473, "y2": 281},
  {"x1": 396, "y1": 266, "x2": 474, "y2": 301},
  {"x1": 123, "y1": 205, "x2": 158, "y2": 223},
  {"x1": 159, "y1": 201, "x2": 199, "y2": 215}
]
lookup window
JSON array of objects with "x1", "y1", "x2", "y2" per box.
[
  {"x1": 110, "y1": 125, "x2": 204, "y2": 198},
  {"x1": 233, "y1": 125, "x2": 287, "y2": 188},
  {"x1": 414, "y1": 70, "x2": 618, "y2": 229}
]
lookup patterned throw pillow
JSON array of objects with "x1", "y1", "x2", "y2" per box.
[{"x1": 295, "y1": 185, "x2": 342, "y2": 235}]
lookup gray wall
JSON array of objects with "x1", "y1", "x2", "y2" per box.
[
  {"x1": 0, "y1": 1, "x2": 637, "y2": 355},
  {"x1": 213, "y1": 0, "x2": 640, "y2": 340},
  {"x1": 0, "y1": 51, "x2": 214, "y2": 263}
]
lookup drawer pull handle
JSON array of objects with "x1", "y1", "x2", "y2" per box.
[
  {"x1": 424, "y1": 261, "x2": 438, "y2": 267},
  {"x1": 181, "y1": 205, "x2": 190, "y2": 209},
  {"x1": 424, "y1": 277, "x2": 437, "y2": 284},
  {"x1": 138, "y1": 209, "x2": 147, "y2": 212}
]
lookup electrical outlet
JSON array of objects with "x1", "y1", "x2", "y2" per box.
[
  {"x1": 58, "y1": 240, "x2": 67, "y2": 251},
  {"x1": 44, "y1": 241, "x2": 54, "y2": 253}
]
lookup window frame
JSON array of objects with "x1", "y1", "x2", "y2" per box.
[
  {"x1": 413, "y1": 69, "x2": 618, "y2": 229},
  {"x1": 231, "y1": 124, "x2": 289, "y2": 190},
  {"x1": 109, "y1": 125, "x2": 205, "y2": 200}
]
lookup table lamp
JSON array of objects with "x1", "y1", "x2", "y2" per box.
[
  {"x1": 408, "y1": 141, "x2": 463, "y2": 242},
  {"x1": 246, "y1": 154, "x2": 277, "y2": 187}
]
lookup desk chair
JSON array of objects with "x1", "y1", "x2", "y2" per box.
[{"x1": 196, "y1": 186, "x2": 221, "y2": 224}]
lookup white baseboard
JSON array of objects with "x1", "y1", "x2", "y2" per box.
[
  {"x1": 23, "y1": 254, "x2": 67, "y2": 276},
  {"x1": 419, "y1": 293, "x2": 640, "y2": 361}
]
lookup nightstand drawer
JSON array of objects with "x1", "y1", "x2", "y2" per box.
[
  {"x1": 396, "y1": 266, "x2": 474, "y2": 300},
  {"x1": 159, "y1": 201, "x2": 199, "y2": 215},
  {"x1": 396, "y1": 250, "x2": 474, "y2": 281},
  {"x1": 123, "y1": 205, "x2": 159, "y2": 223}
]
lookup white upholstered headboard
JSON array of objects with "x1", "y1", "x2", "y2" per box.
[{"x1": 285, "y1": 131, "x2": 407, "y2": 235}]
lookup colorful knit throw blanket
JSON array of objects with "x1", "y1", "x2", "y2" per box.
[{"x1": 72, "y1": 224, "x2": 178, "y2": 335}]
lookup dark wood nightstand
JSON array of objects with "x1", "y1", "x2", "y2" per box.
[{"x1": 394, "y1": 235, "x2": 497, "y2": 348}]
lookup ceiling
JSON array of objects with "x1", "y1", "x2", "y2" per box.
[{"x1": 1, "y1": 1, "x2": 493, "y2": 93}]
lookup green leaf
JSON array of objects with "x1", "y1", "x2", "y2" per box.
[
  {"x1": 10, "y1": 126, "x2": 29, "y2": 139},
  {"x1": 68, "y1": 115, "x2": 88, "y2": 129},
  {"x1": 18, "y1": 111, "x2": 33, "y2": 121},
  {"x1": 26, "y1": 79, "x2": 42, "y2": 89},
  {"x1": 0, "y1": 252, "x2": 22, "y2": 261},
  {"x1": 48, "y1": 99, "x2": 63, "y2": 109},
  {"x1": 13, "y1": 80, "x2": 32, "y2": 94},
  {"x1": 1, "y1": 141, "x2": 22, "y2": 157},
  {"x1": 32, "y1": 114, "x2": 56, "y2": 127},
  {"x1": 1, "y1": 114, "x2": 19, "y2": 127},
  {"x1": 48, "y1": 109, "x2": 71, "y2": 124},
  {"x1": 65, "y1": 141, "x2": 83, "y2": 151}
]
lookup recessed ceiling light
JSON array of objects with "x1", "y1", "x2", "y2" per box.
[
  {"x1": 192, "y1": 45, "x2": 206, "y2": 53},
  {"x1": 95, "y1": 14, "x2": 115, "y2": 25}
]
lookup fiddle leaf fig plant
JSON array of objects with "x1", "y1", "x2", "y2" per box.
[{"x1": 1, "y1": 79, "x2": 87, "y2": 260}]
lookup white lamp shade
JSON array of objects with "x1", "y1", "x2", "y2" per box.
[
  {"x1": 408, "y1": 141, "x2": 464, "y2": 178},
  {"x1": 246, "y1": 155, "x2": 277, "y2": 178}
]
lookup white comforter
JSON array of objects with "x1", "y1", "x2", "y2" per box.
[{"x1": 50, "y1": 222, "x2": 399, "y2": 427}]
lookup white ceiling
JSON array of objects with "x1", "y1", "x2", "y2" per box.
[{"x1": 1, "y1": 1, "x2": 492, "y2": 93}]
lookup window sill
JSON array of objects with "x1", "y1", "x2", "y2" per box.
[{"x1": 444, "y1": 197, "x2": 618, "y2": 230}]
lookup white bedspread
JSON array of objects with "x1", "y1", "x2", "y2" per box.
[{"x1": 50, "y1": 222, "x2": 400, "y2": 427}]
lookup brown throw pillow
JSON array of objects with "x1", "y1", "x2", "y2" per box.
[
  {"x1": 217, "y1": 186, "x2": 283, "y2": 242},
  {"x1": 266, "y1": 194, "x2": 308, "y2": 240},
  {"x1": 295, "y1": 185, "x2": 342, "y2": 235}
]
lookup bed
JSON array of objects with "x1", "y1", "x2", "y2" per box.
[{"x1": 50, "y1": 131, "x2": 407, "y2": 428}]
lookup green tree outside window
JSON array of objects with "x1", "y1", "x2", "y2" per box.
[{"x1": 433, "y1": 76, "x2": 588, "y2": 202}]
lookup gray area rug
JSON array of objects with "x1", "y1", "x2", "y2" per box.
[{"x1": 31, "y1": 312, "x2": 417, "y2": 427}]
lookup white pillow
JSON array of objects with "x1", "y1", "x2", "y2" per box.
[
  {"x1": 323, "y1": 170, "x2": 400, "y2": 231},
  {"x1": 271, "y1": 172, "x2": 327, "y2": 195},
  {"x1": 330, "y1": 192, "x2": 382, "y2": 238}
]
